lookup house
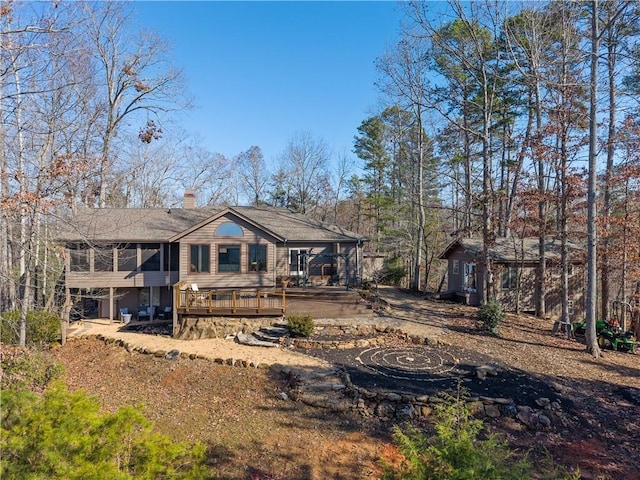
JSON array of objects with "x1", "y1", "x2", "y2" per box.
[
  {"x1": 57, "y1": 194, "x2": 366, "y2": 335},
  {"x1": 438, "y1": 237, "x2": 585, "y2": 321}
]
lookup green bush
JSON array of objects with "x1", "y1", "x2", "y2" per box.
[
  {"x1": 478, "y1": 299, "x2": 504, "y2": 334},
  {"x1": 379, "y1": 257, "x2": 406, "y2": 286},
  {"x1": 382, "y1": 387, "x2": 531, "y2": 480},
  {"x1": 0, "y1": 310, "x2": 61, "y2": 346},
  {"x1": 1, "y1": 383, "x2": 208, "y2": 480},
  {"x1": 286, "y1": 314, "x2": 314, "y2": 337}
]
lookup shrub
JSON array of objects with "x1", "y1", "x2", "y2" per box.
[
  {"x1": 478, "y1": 299, "x2": 504, "y2": 334},
  {"x1": 286, "y1": 314, "x2": 314, "y2": 337},
  {"x1": 379, "y1": 257, "x2": 406, "y2": 287},
  {"x1": 0, "y1": 310, "x2": 61, "y2": 346},
  {"x1": 0, "y1": 346, "x2": 63, "y2": 392},
  {"x1": 382, "y1": 386, "x2": 531, "y2": 480},
  {"x1": 0, "y1": 383, "x2": 208, "y2": 480}
]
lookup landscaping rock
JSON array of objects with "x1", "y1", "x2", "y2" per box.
[{"x1": 165, "y1": 349, "x2": 180, "y2": 361}]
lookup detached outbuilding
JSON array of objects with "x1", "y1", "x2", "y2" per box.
[{"x1": 438, "y1": 237, "x2": 585, "y2": 321}]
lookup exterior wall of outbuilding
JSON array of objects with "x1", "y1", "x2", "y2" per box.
[{"x1": 443, "y1": 245, "x2": 586, "y2": 322}]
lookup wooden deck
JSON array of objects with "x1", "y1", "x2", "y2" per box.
[{"x1": 176, "y1": 289, "x2": 285, "y2": 316}]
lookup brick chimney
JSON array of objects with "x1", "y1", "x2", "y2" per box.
[{"x1": 183, "y1": 190, "x2": 196, "y2": 209}]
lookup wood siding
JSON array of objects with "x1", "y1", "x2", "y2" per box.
[
  {"x1": 178, "y1": 215, "x2": 277, "y2": 289},
  {"x1": 65, "y1": 271, "x2": 176, "y2": 289},
  {"x1": 443, "y1": 244, "x2": 586, "y2": 321},
  {"x1": 495, "y1": 264, "x2": 536, "y2": 312},
  {"x1": 274, "y1": 242, "x2": 359, "y2": 285}
]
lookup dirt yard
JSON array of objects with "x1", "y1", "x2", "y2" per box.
[{"x1": 48, "y1": 289, "x2": 640, "y2": 480}]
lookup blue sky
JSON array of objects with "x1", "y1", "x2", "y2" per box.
[{"x1": 132, "y1": 1, "x2": 404, "y2": 168}]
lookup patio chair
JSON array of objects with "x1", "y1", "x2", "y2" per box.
[
  {"x1": 137, "y1": 306, "x2": 150, "y2": 321},
  {"x1": 158, "y1": 306, "x2": 172, "y2": 320}
]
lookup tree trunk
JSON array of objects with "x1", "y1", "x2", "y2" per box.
[
  {"x1": 413, "y1": 108, "x2": 426, "y2": 292},
  {"x1": 535, "y1": 79, "x2": 546, "y2": 318},
  {"x1": 600, "y1": 0, "x2": 620, "y2": 322},
  {"x1": 585, "y1": 0, "x2": 602, "y2": 357}
]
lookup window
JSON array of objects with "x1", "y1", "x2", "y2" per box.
[
  {"x1": 452, "y1": 259, "x2": 460, "y2": 275},
  {"x1": 248, "y1": 244, "x2": 267, "y2": 272},
  {"x1": 94, "y1": 244, "x2": 114, "y2": 272},
  {"x1": 501, "y1": 264, "x2": 518, "y2": 290},
  {"x1": 463, "y1": 262, "x2": 476, "y2": 293},
  {"x1": 141, "y1": 244, "x2": 160, "y2": 271},
  {"x1": 215, "y1": 222, "x2": 243, "y2": 236},
  {"x1": 117, "y1": 245, "x2": 137, "y2": 272},
  {"x1": 69, "y1": 245, "x2": 90, "y2": 272},
  {"x1": 189, "y1": 245, "x2": 210, "y2": 273},
  {"x1": 568, "y1": 300, "x2": 574, "y2": 315},
  {"x1": 218, "y1": 245, "x2": 240, "y2": 272}
]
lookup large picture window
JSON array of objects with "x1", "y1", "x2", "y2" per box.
[
  {"x1": 189, "y1": 245, "x2": 210, "y2": 273},
  {"x1": 69, "y1": 245, "x2": 90, "y2": 272},
  {"x1": 248, "y1": 244, "x2": 267, "y2": 272},
  {"x1": 117, "y1": 245, "x2": 137, "y2": 272},
  {"x1": 141, "y1": 243, "x2": 160, "y2": 271},
  {"x1": 218, "y1": 245, "x2": 240, "y2": 272}
]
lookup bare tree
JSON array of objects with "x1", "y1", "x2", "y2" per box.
[
  {"x1": 330, "y1": 149, "x2": 354, "y2": 224},
  {"x1": 1, "y1": 2, "x2": 85, "y2": 344},
  {"x1": 278, "y1": 131, "x2": 330, "y2": 214},
  {"x1": 81, "y1": 1, "x2": 189, "y2": 207},
  {"x1": 175, "y1": 145, "x2": 234, "y2": 207},
  {"x1": 236, "y1": 146, "x2": 269, "y2": 206}
]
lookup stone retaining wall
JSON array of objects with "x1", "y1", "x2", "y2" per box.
[
  {"x1": 175, "y1": 316, "x2": 279, "y2": 340},
  {"x1": 292, "y1": 323, "x2": 434, "y2": 350},
  {"x1": 286, "y1": 366, "x2": 563, "y2": 430}
]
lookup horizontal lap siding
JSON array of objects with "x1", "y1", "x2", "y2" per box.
[
  {"x1": 65, "y1": 271, "x2": 173, "y2": 288},
  {"x1": 179, "y1": 216, "x2": 277, "y2": 289},
  {"x1": 496, "y1": 265, "x2": 536, "y2": 312},
  {"x1": 445, "y1": 249, "x2": 474, "y2": 292},
  {"x1": 546, "y1": 265, "x2": 586, "y2": 321},
  {"x1": 275, "y1": 243, "x2": 334, "y2": 279}
]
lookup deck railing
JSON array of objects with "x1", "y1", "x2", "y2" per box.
[{"x1": 176, "y1": 289, "x2": 286, "y2": 315}]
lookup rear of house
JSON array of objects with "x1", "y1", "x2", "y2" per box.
[{"x1": 57, "y1": 199, "x2": 366, "y2": 335}]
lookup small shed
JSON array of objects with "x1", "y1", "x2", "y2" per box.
[{"x1": 438, "y1": 237, "x2": 585, "y2": 321}]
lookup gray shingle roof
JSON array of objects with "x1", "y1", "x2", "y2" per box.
[
  {"x1": 229, "y1": 206, "x2": 365, "y2": 243},
  {"x1": 439, "y1": 237, "x2": 584, "y2": 262},
  {"x1": 57, "y1": 206, "x2": 365, "y2": 244}
]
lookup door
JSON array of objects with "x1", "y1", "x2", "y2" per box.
[{"x1": 289, "y1": 249, "x2": 309, "y2": 279}]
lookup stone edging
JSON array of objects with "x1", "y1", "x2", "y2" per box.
[
  {"x1": 281, "y1": 365, "x2": 565, "y2": 430},
  {"x1": 290, "y1": 324, "x2": 439, "y2": 350},
  {"x1": 78, "y1": 332, "x2": 566, "y2": 431},
  {"x1": 85, "y1": 334, "x2": 272, "y2": 369}
]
